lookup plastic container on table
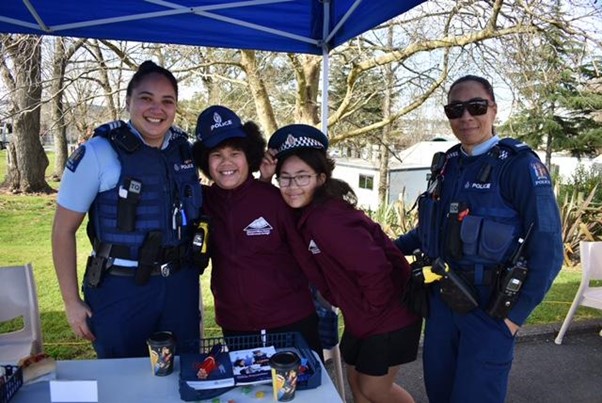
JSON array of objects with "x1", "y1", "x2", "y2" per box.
[
  {"x1": 0, "y1": 365, "x2": 23, "y2": 403},
  {"x1": 178, "y1": 332, "x2": 321, "y2": 402}
]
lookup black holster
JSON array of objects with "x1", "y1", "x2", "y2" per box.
[
  {"x1": 432, "y1": 258, "x2": 479, "y2": 314},
  {"x1": 136, "y1": 231, "x2": 163, "y2": 285},
  {"x1": 117, "y1": 178, "x2": 142, "y2": 232},
  {"x1": 403, "y1": 251, "x2": 432, "y2": 318},
  {"x1": 84, "y1": 242, "x2": 112, "y2": 288}
]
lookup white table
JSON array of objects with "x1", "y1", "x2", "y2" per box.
[{"x1": 10, "y1": 355, "x2": 344, "y2": 402}]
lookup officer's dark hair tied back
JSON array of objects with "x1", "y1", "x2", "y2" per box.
[{"x1": 126, "y1": 60, "x2": 178, "y2": 99}]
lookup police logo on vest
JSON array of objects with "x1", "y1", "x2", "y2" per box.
[
  {"x1": 464, "y1": 181, "x2": 491, "y2": 190},
  {"x1": 174, "y1": 162, "x2": 194, "y2": 171}
]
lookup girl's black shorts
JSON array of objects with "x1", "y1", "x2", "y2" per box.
[{"x1": 340, "y1": 320, "x2": 422, "y2": 376}]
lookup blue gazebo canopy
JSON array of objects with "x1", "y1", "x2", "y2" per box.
[{"x1": 0, "y1": 1, "x2": 426, "y2": 55}]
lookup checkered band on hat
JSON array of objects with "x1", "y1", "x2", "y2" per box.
[
  {"x1": 276, "y1": 133, "x2": 325, "y2": 155},
  {"x1": 268, "y1": 124, "x2": 328, "y2": 157}
]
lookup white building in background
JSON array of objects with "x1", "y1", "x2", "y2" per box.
[
  {"x1": 333, "y1": 140, "x2": 457, "y2": 211},
  {"x1": 333, "y1": 140, "x2": 600, "y2": 211}
]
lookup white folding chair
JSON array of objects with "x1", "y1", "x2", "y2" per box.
[
  {"x1": 0, "y1": 263, "x2": 43, "y2": 362},
  {"x1": 555, "y1": 241, "x2": 602, "y2": 345}
]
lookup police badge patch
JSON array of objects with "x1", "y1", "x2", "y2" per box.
[
  {"x1": 529, "y1": 161, "x2": 551, "y2": 187},
  {"x1": 66, "y1": 145, "x2": 86, "y2": 172}
]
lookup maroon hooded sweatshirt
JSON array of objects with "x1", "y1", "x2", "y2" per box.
[
  {"x1": 203, "y1": 176, "x2": 327, "y2": 331},
  {"x1": 297, "y1": 198, "x2": 420, "y2": 338}
]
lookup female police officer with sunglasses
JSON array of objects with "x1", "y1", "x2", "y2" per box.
[{"x1": 395, "y1": 75, "x2": 563, "y2": 403}]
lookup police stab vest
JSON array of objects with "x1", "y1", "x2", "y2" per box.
[
  {"x1": 90, "y1": 121, "x2": 202, "y2": 261},
  {"x1": 418, "y1": 138, "x2": 536, "y2": 268}
]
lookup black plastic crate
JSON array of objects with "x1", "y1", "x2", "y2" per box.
[
  {"x1": 178, "y1": 332, "x2": 322, "y2": 401},
  {"x1": 0, "y1": 365, "x2": 23, "y2": 403}
]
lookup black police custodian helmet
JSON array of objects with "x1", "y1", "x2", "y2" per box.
[
  {"x1": 195, "y1": 105, "x2": 246, "y2": 148},
  {"x1": 268, "y1": 124, "x2": 328, "y2": 159}
]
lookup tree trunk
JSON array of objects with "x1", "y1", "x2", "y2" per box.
[
  {"x1": 290, "y1": 54, "x2": 321, "y2": 125},
  {"x1": 90, "y1": 40, "x2": 119, "y2": 120},
  {"x1": 240, "y1": 50, "x2": 278, "y2": 136},
  {"x1": 545, "y1": 130, "x2": 553, "y2": 171},
  {"x1": 50, "y1": 37, "x2": 86, "y2": 179},
  {"x1": 378, "y1": 27, "x2": 394, "y2": 206},
  {"x1": 51, "y1": 38, "x2": 69, "y2": 179},
  {"x1": 1, "y1": 35, "x2": 52, "y2": 193}
]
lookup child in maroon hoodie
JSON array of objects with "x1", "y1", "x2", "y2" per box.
[
  {"x1": 265, "y1": 124, "x2": 421, "y2": 403},
  {"x1": 192, "y1": 106, "x2": 328, "y2": 357}
]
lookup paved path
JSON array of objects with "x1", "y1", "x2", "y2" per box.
[{"x1": 326, "y1": 320, "x2": 602, "y2": 403}]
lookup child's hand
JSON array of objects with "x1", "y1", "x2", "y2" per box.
[{"x1": 259, "y1": 149, "x2": 278, "y2": 182}]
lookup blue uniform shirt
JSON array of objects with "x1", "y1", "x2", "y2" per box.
[{"x1": 58, "y1": 122, "x2": 172, "y2": 213}]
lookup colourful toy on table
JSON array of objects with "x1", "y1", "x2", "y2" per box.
[{"x1": 196, "y1": 343, "x2": 223, "y2": 379}]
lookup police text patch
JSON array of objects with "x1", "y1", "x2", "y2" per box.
[
  {"x1": 66, "y1": 145, "x2": 86, "y2": 172},
  {"x1": 529, "y1": 161, "x2": 551, "y2": 187}
]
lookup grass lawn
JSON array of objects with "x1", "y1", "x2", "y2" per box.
[{"x1": 1, "y1": 149, "x2": 601, "y2": 360}]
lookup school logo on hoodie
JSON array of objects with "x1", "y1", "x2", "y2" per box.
[
  {"x1": 244, "y1": 217, "x2": 273, "y2": 236},
  {"x1": 308, "y1": 239, "x2": 321, "y2": 255}
]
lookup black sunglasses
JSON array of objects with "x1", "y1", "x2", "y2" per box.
[{"x1": 443, "y1": 99, "x2": 492, "y2": 119}]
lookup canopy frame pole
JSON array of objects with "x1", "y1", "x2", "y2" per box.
[
  {"x1": 321, "y1": 49, "x2": 329, "y2": 137},
  {"x1": 22, "y1": 0, "x2": 50, "y2": 32},
  {"x1": 324, "y1": 0, "x2": 363, "y2": 45},
  {"x1": 321, "y1": 0, "x2": 331, "y2": 137}
]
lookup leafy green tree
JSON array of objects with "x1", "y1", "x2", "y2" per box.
[{"x1": 501, "y1": 3, "x2": 602, "y2": 165}]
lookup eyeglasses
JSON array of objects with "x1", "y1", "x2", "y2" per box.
[
  {"x1": 277, "y1": 174, "x2": 318, "y2": 187},
  {"x1": 443, "y1": 99, "x2": 493, "y2": 120}
]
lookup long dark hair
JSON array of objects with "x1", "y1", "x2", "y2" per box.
[
  {"x1": 192, "y1": 121, "x2": 266, "y2": 180},
  {"x1": 126, "y1": 60, "x2": 178, "y2": 99},
  {"x1": 276, "y1": 148, "x2": 357, "y2": 207}
]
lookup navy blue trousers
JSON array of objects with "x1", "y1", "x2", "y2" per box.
[
  {"x1": 423, "y1": 286, "x2": 516, "y2": 403},
  {"x1": 84, "y1": 266, "x2": 200, "y2": 358}
]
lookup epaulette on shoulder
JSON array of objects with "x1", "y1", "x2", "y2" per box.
[
  {"x1": 497, "y1": 138, "x2": 532, "y2": 153},
  {"x1": 94, "y1": 120, "x2": 141, "y2": 153},
  {"x1": 92, "y1": 120, "x2": 126, "y2": 138},
  {"x1": 445, "y1": 143, "x2": 462, "y2": 159},
  {"x1": 495, "y1": 138, "x2": 539, "y2": 163},
  {"x1": 170, "y1": 126, "x2": 190, "y2": 142}
]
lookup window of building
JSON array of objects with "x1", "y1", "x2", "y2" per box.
[{"x1": 359, "y1": 174, "x2": 374, "y2": 190}]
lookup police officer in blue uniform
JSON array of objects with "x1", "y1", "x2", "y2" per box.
[
  {"x1": 52, "y1": 61, "x2": 204, "y2": 358},
  {"x1": 394, "y1": 75, "x2": 563, "y2": 403}
]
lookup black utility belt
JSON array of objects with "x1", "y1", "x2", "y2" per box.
[
  {"x1": 454, "y1": 267, "x2": 498, "y2": 286},
  {"x1": 104, "y1": 243, "x2": 188, "y2": 262},
  {"x1": 108, "y1": 261, "x2": 181, "y2": 278}
]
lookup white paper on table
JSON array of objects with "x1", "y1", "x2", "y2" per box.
[{"x1": 49, "y1": 380, "x2": 98, "y2": 402}]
